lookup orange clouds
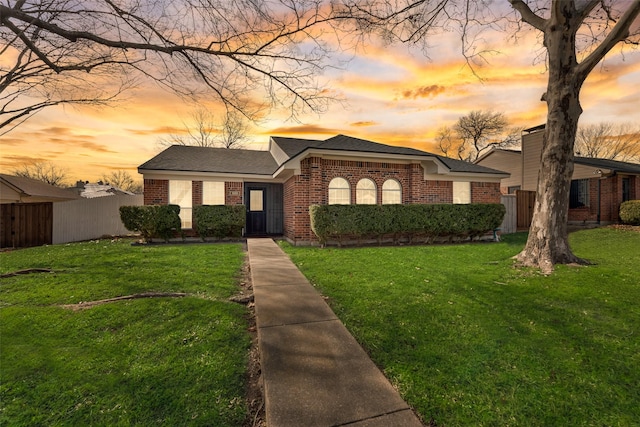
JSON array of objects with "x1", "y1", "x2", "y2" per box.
[
  {"x1": 265, "y1": 124, "x2": 341, "y2": 136},
  {"x1": 350, "y1": 121, "x2": 378, "y2": 127},
  {"x1": 126, "y1": 126, "x2": 185, "y2": 136},
  {"x1": 402, "y1": 85, "x2": 446, "y2": 99}
]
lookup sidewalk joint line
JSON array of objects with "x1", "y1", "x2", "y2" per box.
[
  {"x1": 334, "y1": 408, "x2": 415, "y2": 426},
  {"x1": 258, "y1": 317, "x2": 339, "y2": 329}
]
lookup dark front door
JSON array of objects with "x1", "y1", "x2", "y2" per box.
[{"x1": 246, "y1": 188, "x2": 266, "y2": 235}]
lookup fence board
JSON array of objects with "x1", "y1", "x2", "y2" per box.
[
  {"x1": 0, "y1": 203, "x2": 53, "y2": 248},
  {"x1": 52, "y1": 195, "x2": 143, "y2": 244},
  {"x1": 516, "y1": 190, "x2": 536, "y2": 229},
  {"x1": 500, "y1": 195, "x2": 517, "y2": 234}
]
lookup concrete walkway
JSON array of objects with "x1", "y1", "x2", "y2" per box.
[{"x1": 248, "y1": 238, "x2": 423, "y2": 427}]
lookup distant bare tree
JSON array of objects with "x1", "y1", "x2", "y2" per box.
[
  {"x1": 436, "y1": 111, "x2": 518, "y2": 162},
  {"x1": 12, "y1": 161, "x2": 68, "y2": 187},
  {"x1": 100, "y1": 170, "x2": 143, "y2": 193},
  {"x1": 575, "y1": 123, "x2": 640, "y2": 163},
  {"x1": 158, "y1": 108, "x2": 249, "y2": 149},
  {"x1": 1, "y1": 0, "x2": 339, "y2": 135},
  {"x1": 218, "y1": 110, "x2": 250, "y2": 149},
  {"x1": 158, "y1": 109, "x2": 218, "y2": 148}
]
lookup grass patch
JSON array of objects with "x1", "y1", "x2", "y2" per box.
[
  {"x1": 1, "y1": 240, "x2": 250, "y2": 426},
  {"x1": 282, "y1": 228, "x2": 640, "y2": 426}
]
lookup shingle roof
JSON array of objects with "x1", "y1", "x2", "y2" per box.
[
  {"x1": 575, "y1": 156, "x2": 640, "y2": 174},
  {"x1": 270, "y1": 136, "x2": 323, "y2": 158},
  {"x1": 273, "y1": 134, "x2": 508, "y2": 174},
  {"x1": 0, "y1": 174, "x2": 79, "y2": 201},
  {"x1": 139, "y1": 136, "x2": 509, "y2": 176},
  {"x1": 478, "y1": 148, "x2": 640, "y2": 175},
  {"x1": 138, "y1": 145, "x2": 279, "y2": 175},
  {"x1": 434, "y1": 155, "x2": 508, "y2": 174}
]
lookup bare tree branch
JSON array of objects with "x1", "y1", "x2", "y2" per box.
[
  {"x1": 11, "y1": 160, "x2": 69, "y2": 187},
  {"x1": 0, "y1": 0, "x2": 343, "y2": 133},
  {"x1": 575, "y1": 122, "x2": 640, "y2": 162},
  {"x1": 156, "y1": 107, "x2": 249, "y2": 149},
  {"x1": 576, "y1": 0, "x2": 640, "y2": 82}
]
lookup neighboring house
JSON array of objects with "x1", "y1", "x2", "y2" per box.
[
  {"x1": 0, "y1": 174, "x2": 79, "y2": 204},
  {"x1": 139, "y1": 134, "x2": 509, "y2": 244},
  {"x1": 476, "y1": 125, "x2": 640, "y2": 225},
  {"x1": 71, "y1": 181, "x2": 137, "y2": 198},
  {"x1": 1, "y1": 174, "x2": 79, "y2": 248}
]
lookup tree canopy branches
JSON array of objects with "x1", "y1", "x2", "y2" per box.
[{"x1": 0, "y1": 0, "x2": 341, "y2": 133}]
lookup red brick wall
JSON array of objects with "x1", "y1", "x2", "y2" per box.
[
  {"x1": 225, "y1": 182, "x2": 243, "y2": 205},
  {"x1": 282, "y1": 157, "x2": 503, "y2": 243},
  {"x1": 471, "y1": 182, "x2": 502, "y2": 203},
  {"x1": 193, "y1": 181, "x2": 203, "y2": 206},
  {"x1": 143, "y1": 179, "x2": 169, "y2": 205},
  {"x1": 567, "y1": 175, "x2": 639, "y2": 223}
]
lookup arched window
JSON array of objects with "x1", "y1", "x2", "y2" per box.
[
  {"x1": 356, "y1": 178, "x2": 377, "y2": 204},
  {"x1": 382, "y1": 179, "x2": 402, "y2": 204},
  {"x1": 328, "y1": 177, "x2": 350, "y2": 204}
]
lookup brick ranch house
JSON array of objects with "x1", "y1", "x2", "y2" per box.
[
  {"x1": 475, "y1": 125, "x2": 640, "y2": 225},
  {"x1": 139, "y1": 135, "x2": 509, "y2": 244}
]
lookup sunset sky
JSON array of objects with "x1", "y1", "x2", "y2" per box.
[{"x1": 2, "y1": 26, "x2": 639, "y2": 184}]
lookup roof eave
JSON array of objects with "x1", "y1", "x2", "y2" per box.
[
  {"x1": 139, "y1": 168, "x2": 277, "y2": 181},
  {"x1": 279, "y1": 148, "x2": 450, "y2": 174}
]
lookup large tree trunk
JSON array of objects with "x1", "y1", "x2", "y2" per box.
[{"x1": 516, "y1": 6, "x2": 588, "y2": 273}]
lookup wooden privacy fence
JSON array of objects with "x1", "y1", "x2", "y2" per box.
[
  {"x1": 516, "y1": 190, "x2": 536, "y2": 230},
  {"x1": 53, "y1": 194, "x2": 143, "y2": 244},
  {"x1": 0, "y1": 195, "x2": 143, "y2": 248},
  {"x1": 0, "y1": 202, "x2": 53, "y2": 248}
]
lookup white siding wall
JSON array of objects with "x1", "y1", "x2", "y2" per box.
[
  {"x1": 52, "y1": 195, "x2": 143, "y2": 244},
  {"x1": 476, "y1": 151, "x2": 521, "y2": 190},
  {"x1": 521, "y1": 130, "x2": 544, "y2": 191},
  {"x1": 572, "y1": 163, "x2": 609, "y2": 180}
]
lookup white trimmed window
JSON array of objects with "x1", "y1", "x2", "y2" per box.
[
  {"x1": 328, "y1": 177, "x2": 350, "y2": 204},
  {"x1": 382, "y1": 179, "x2": 402, "y2": 204},
  {"x1": 356, "y1": 178, "x2": 377, "y2": 204},
  {"x1": 169, "y1": 180, "x2": 192, "y2": 228},
  {"x1": 453, "y1": 181, "x2": 471, "y2": 204},
  {"x1": 203, "y1": 181, "x2": 225, "y2": 205}
]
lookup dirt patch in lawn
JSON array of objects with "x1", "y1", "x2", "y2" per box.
[{"x1": 60, "y1": 292, "x2": 188, "y2": 310}]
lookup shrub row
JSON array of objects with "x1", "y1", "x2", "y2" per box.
[
  {"x1": 619, "y1": 200, "x2": 640, "y2": 225},
  {"x1": 193, "y1": 205, "x2": 245, "y2": 239},
  {"x1": 120, "y1": 205, "x2": 181, "y2": 242},
  {"x1": 309, "y1": 203, "x2": 506, "y2": 246}
]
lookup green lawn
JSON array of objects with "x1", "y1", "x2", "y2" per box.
[
  {"x1": 0, "y1": 240, "x2": 250, "y2": 426},
  {"x1": 282, "y1": 228, "x2": 640, "y2": 426}
]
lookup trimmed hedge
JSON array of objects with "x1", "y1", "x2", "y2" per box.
[
  {"x1": 310, "y1": 203, "x2": 506, "y2": 246},
  {"x1": 193, "y1": 205, "x2": 245, "y2": 239},
  {"x1": 119, "y1": 205, "x2": 181, "y2": 242},
  {"x1": 619, "y1": 200, "x2": 640, "y2": 225}
]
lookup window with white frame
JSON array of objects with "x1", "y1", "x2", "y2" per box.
[
  {"x1": 203, "y1": 181, "x2": 225, "y2": 205},
  {"x1": 356, "y1": 178, "x2": 377, "y2": 204},
  {"x1": 328, "y1": 177, "x2": 350, "y2": 204},
  {"x1": 382, "y1": 179, "x2": 402, "y2": 204},
  {"x1": 169, "y1": 180, "x2": 192, "y2": 228},
  {"x1": 453, "y1": 181, "x2": 471, "y2": 204}
]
